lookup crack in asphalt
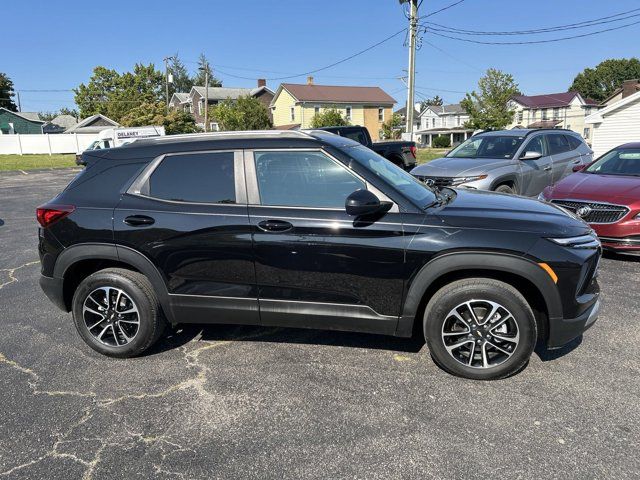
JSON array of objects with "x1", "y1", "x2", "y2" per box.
[
  {"x1": 0, "y1": 261, "x2": 39, "y2": 290},
  {"x1": 0, "y1": 327, "x2": 281, "y2": 478}
]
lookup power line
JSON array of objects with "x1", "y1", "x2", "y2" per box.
[
  {"x1": 423, "y1": 0, "x2": 465, "y2": 18},
  {"x1": 427, "y1": 18, "x2": 640, "y2": 44},
  {"x1": 423, "y1": 7, "x2": 640, "y2": 36}
]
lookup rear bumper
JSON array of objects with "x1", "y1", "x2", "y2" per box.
[
  {"x1": 39, "y1": 274, "x2": 68, "y2": 312},
  {"x1": 547, "y1": 298, "x2": 600, "y2": 348}
]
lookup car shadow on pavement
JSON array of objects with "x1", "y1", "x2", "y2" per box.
[
  {"x1": 534, "y1": 335, "x2": 583, "y2": 362},
  {"x1": 147, "y1": 323, "x2": 427, "y2": 356}
]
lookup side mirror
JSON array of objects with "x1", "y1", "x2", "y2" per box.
[
  {"x1": 345, "y1": 190, "x2": 389, "y2": 217},
  {"x1": 520, "y1": 151, "x2": 543, "y2": 160},
  {"x1": 572, "y1": 164, "x2": 586, "y2": 172}
]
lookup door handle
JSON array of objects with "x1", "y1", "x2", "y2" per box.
[
  {"x1": 544, "y1": 166, "x2": 552, "y2": 171},
  {"x1": 572, "y1": 159, "x2": 581, "y2": 164},
  {"x1": 257, "y1": 219, "x2": 293, "y2": 232},
  {"x1": 124, "y1": 215, "x2": 155, "y2": 226}
]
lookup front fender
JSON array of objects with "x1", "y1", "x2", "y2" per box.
[{"x1": 395, "y1": 251, "x2": 562, "y2": 337}]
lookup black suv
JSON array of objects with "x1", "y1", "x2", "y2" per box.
[{"x1": 37, "y1": 130, "x2": 601, "y2": 380}]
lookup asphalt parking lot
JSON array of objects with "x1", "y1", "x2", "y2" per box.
[{"x1": 0, "y1": 168, "x2": 638, "y2": 479}]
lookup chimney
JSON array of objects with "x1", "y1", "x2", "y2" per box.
[
  {"x1": 257, "y1": 78, "x2": 266, "y2": 88},
  {"x1": 621, "y1": 79, "x2": 640, "y2": 99},
  {"x1": 307, "y1": 76, "x2": 314, "y2": 85}
]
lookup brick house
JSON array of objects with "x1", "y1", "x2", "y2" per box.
[{"x1": 170, "y1": 80, "x2": 274, "y2": 130}]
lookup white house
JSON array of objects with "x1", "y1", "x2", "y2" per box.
[
  {"x1": 414, "y1": 103, "x2": 474, "y2": 147},
  {"x1": 585, "y1": 90, "x2": 640, "y2": 157}
]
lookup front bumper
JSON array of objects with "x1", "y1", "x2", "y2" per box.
[
  {"x1": 547, "y1": 298, "x2": 600, "y2": 348},
  {"x1": 599, "y1": 235, "x2": 640, "y2": 251},
  {"x1": 39, "y1": 274, "x2": 68, "y2": 312}
]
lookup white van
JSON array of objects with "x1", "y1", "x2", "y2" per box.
[{"x1": 76, "y1": 126, "x2": 165, "y2": 164}]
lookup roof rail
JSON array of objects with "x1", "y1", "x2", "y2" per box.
[{"x1": 142, "y1": 130, "x2": 312, "y2": 142}]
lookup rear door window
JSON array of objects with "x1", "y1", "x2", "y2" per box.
[
  {"x1": 342, "y1": 130, "x2": 368, "y2": 145},
  {"x1": 147, "y1": 152, "x2": 236, "y2": 203},
  {"x1": 567, "y1": 135, "x2": 583, "y2": 150},
  {"x1": 546, "y1": 134, "x2": 571, "y2": 155}
]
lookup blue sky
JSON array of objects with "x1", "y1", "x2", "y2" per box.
[{"x1": 4, "y1": 0, "x2": 640, "y2": 113}]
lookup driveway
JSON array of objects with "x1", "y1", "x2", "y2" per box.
[{"x1": 0, "y1": 169, "x2": 638, "y2": 479}]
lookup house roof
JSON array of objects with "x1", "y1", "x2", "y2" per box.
[
  {"x1": 278, "y1": 83, "x2": 396, "y2": 105},
  {"x1": 511, "y1": 92, "x2": 585, "y2": 109},
  {"x1": 191, "y1": 86, "x2": 254, "y2": 101},
  {"x1": 601, "y1": 80, "x2": 640, "y2": 105},
  {"x1": 171, "y1": 92, "x2": 190, "y2": 103},
  {"x1": 585, "y1": 90, "x2": 640, "y2": 124},
  {"x1": 527, "y1": 120, "x2": 563, "y2": 129},
  {"x1": 422, "y1": 103, "x2": 466, "y2": 115},
  {"x1": 64, "y1": 113, "x2": 119, "y2": 133},
  {"x1": 50, "y1": 114, "x2": 78, "y2": 129},
  {"x1": 249, "y1": 85, "x2": 275, "y2": 97},
  {"x1": 0, "y1": 108, "x2": 45, "y2": 123},
  {"x1": 395, "y1": 106, "x2": 420, "y2": 118}
]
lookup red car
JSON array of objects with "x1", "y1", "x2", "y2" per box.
[{"x1": 539, "y1": 142, "x2": 640, "y2": 252}]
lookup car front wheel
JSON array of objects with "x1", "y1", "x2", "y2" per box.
[{"x1": 423, "y1": 278, "x2": 536, "y2": 380}]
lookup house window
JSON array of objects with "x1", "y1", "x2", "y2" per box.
[
  {"x1": 456, "y1": 115, "x2": 461, "y2": 126},
  {"x1": 345, "y1": 106, "x2": 352, "y2": 121},
  {"x1": 583, "y1": 127, "x2": 590, "y2": 138},
  {"x1": 378, "y1": 107, "x2": 384, "y2": 122},
  {"x1": 542, "y1": 109, "x2": 548, "y2": 120},
  {"x1": 517, "y1": 111, "x2": 523, "y2": 123},
  {"x1": 432, "y1": 118, "x2": 436, "y2": 128},
  {"x1": 198, "y1": 100, "x2": 203, "y2": 116},
  {"x1": 553, "y1": 108, "x2": 560, "y2": 119},
  {"x1": 314, "y1": 105, "x2": 320, "y2": 115},
  {"x1": 290, "y1": 107, "x2": 295, "y2": 122},
  {"x1": 584, "y1": 107, "x2": 591, "y2": 116},
  {"x1": 531, "y1": 110, "x2": 537, "y2": 120},
  {"x1": 210, "y1": 122, "x2": 220, "y2": 132},
  {"x1": 566, "y1": 124, "x2": 571, "y2": 130}
]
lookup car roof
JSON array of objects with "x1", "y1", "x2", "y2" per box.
[
  {"x1": 92, "y1": 129, "x2": 361, "y2": 160},
  {"x1": 477, "y1": 128, "x2": 581, "y2": 138},
  {"x1": 619, "y1": 142, "x2": 640, "y2": 149}
]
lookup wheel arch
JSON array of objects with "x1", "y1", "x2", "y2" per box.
[
  {"x1": 54, "y1": 243, "x2": 174, "y2": 323},
  {"x1": 490, "y1": 173, "x2": 519, "y2": 192},
  {"x1": 396, "y1": 252, "x2": 562, "y2": 341}
]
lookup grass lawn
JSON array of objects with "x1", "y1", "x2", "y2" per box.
[
  {"x1": 0, "y1": 154, "x2": 77, "y2": 171},
  {"x1": 416, "y1": 148, "x2": 448, "y2": 164}
]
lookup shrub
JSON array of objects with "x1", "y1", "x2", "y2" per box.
[{"x1": 432, "y1": 135, "x2": 451, "y2": 148}]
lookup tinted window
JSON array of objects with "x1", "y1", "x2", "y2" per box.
[
  {"x1": 547, "y1": 134, "x2": 571, "y2": 155},
  {"x1": 254, "y1": 151, "x2": 365, "y2": 208},
  {"x1": 148, "y1": 152, "x2": 236, "y2": 203},
  {"x1": 343, "y1": 130, "x2": 368, "y2": 146},
  {"x1": 447, "y1": 135, "x2": 525, "y2": 159},
  {"x1": 522, "y1": 136, "x2": 544, "y2": 156},
  {"x1": 567, "y1": 135, "x2": 583, "y2": 150}
]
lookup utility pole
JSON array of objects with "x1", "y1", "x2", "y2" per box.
[
  {"x1": 203, "y1": 70, "x2": 209, "y2": 133},
  {"x1": 16, "y1": 91, "x2": 22, "y2": 112},
  {"x1": 404, "y1": 0, "x2": 418, "y2": 138},
  {"x1": 163, "y1": 56, "x2": 174, "y2": 112}
]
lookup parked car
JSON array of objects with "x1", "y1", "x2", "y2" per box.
[
  {"x1": 75, "y1": 126, "x2": 166, "y2": 165},
  {"x1": 410, "y1": 129, "x2": 593, "y2": 196},
  {"x1": 318, "y1": 125, "x2": 417, "y2": 170},
  {"x1": 37, "y1": 130, "x2": 600, "y2": 380},
  {"x1": 539, "y1": 142, "x2": 640, "y2": 252}
]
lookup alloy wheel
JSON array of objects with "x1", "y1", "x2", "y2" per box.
[
  {"x1": 82, "y1": 286, "x2": 140, "y2": 347},
  {"x1": 441, "y1": 299, "x2": 519, "y2": 369}
]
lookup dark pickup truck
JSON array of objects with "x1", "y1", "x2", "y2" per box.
[{"x1": 318, "y1": 125, "x2": 417, "y2": 170}]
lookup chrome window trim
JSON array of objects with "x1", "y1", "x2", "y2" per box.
[
  {"x1": 126, "y1": 149, "x2": 246, "y2": 206},
  {"x1": 243, "y1": 148, "x2": 399, "y2": 213}
]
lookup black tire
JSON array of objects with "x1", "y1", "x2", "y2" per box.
[
  {"x1": 423, "y1": 278, "x2": 536, "y2": 380},
  {"x1": 494, "y1": 184, "x2": 515, "y2": 194},
  {"x1": 72, "y1": 268, "x2": 166, "y2": 358}
]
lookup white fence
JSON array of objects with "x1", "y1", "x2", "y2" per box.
[{"x1": 0, "y1": 134, "x2": 99, "y2": 155}]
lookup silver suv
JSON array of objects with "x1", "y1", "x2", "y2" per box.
[{"x1": 410, "y1": 129, "x2": 593, "y2": 196}]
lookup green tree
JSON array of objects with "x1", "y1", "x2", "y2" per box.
[
  {"x1": 168, "y1": 54, "x2": 194, "y2": 95},
  {"x1": 570, "y1": 58, "x2": 640, "y2": 102},
  {"x1": 192, "y1": 53, "x2": 222, "y2": 87},
  {"x1": 73, "y1": 64, "x2": 163, "y2": 122},
  {"x1": 310, "y1": 108, "x2": 349, "y2": 128},
  {"x1": 461, "y1": 68, "x2": 520, "y2": 130},
  {"x1": 210, "y1": 95, "x2": 272, "y2": 131},
  {"x1": 0, "y1": 72, "x2": 18, "y2": 111},
  {"x1": 120, "y1": 101, "x2": 199, "y2": 135},
  {"x1": 38, "y1": 108, "x2": 79, "y2": 121},
  {"x1": 420, "y1": 95, "x2": 443, "y2": 109},
  {"x1": 380, "y1": 113, "x2": 403, "y2": 139}
]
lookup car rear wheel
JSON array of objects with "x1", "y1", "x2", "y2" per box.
[
  {"x1": 494, "y1": 184, "x2": 515, "y2": 194},
  {"x1": 72, "y1": 268, "x2": 166, "y2": 357},
  {"x1": 423, "y1": 278, "x2": 536, "y2": 380}
]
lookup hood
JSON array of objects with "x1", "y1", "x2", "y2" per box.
[
  {"x1": 437, "y1": 188, "x2": 591, "y2": 237},
  {"x1": 411, "y1": 156, "x2": 514, "y2": 177},
  {"x1": 546, "y1": 172, "x2": 640, "y2": 203}
]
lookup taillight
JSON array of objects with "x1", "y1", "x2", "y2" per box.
[
  {"x1": 36, "y1": 204, "x2": 75, "y2": 228},
  {"x1": 410, "y1": 145, "x2": 417, "y2": 159}
]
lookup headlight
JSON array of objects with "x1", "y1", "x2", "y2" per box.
[
  {"x1": 450, "y1": 174, "x2": 488, "y2": 186},
  {"x1": 548, "y1": 234, "x2": 601, "y2": 249}
]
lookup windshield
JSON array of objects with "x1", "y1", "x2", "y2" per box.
[
  {"x1": 585, "y1": 148, "x2": 640, "y2": 176},
  {"x1": 447, "y1": 135, "x2": 524, "y2": 159},
  {"x1": 343, "y1": 145, "x2": 436, "y2": 208}
]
